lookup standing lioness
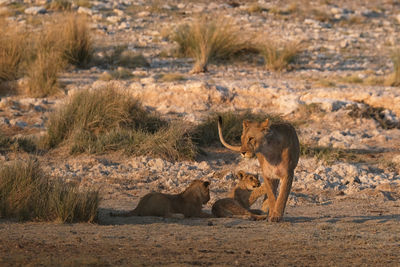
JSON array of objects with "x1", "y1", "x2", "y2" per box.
[
  {"x1": 111, "y1": 180, "x2": 211, "y2": 218},
  {"x1": 218, "y1": 116, "x2": 300, "y2": 222}
]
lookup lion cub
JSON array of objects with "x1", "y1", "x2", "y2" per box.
[
  {"x1": 111, "y1": 180, "x2": 211, "y2": 218},
  {"x1": 212, "y1": 171, "x2": 267, "y2": 221}
]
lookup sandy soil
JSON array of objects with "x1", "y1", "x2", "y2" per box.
[{"x1": 0, "y1": 198, "x2": 399, "y2": 267}]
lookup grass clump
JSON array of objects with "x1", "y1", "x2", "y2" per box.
[
  {"x1": 0, "y1": 20, "x2": 27, "y2": 84},
  {"x1": 47, "y1": 0, "x2": 73, "y2": 11},
  {"x1": 155, "y1": 72, "x2": 186, "y2": 82},
  {"x1": 1, "y1": 14, "x2": 93, "y2": 97},
  {"x1": 0, "y1": 132, "x2": 37, "y2": 153},
  {"x1": 27, "y1": 50, "x2": 65, "y2": 97},
  {"x1": 387, "y1": 47, "x2": 400, "y2": 86},
  {"x1": 193, "y1": 111, "x2": 282, "y2": 147},
  {"x1": 99, "y1": 68, "x2": 134, "y2": 81},
  {"x1": 0, "y1": 159, "x2": 99, "y2": 222},
  {"x1": 96, "y1": 46, "x2": 150, "y2": 69},
  {"x1": 300, "y1": 144, "x2": 362, "y2": 164},
  {"x1": 44, "y1": 86, "x2": 197, "y2": 161},
  {"x1": 172, "y1": 16, "x2": 252, "y2": 73},
  {"x1": 257, "y1": 39, "x2": 302, "y2": 71},
  {"x1": 57, "y1": 14, "x2": 93, "y2": 67}
]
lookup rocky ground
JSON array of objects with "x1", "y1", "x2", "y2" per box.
[{"x1": 1, "y1": 0, "x2": 400, "y2": 266}]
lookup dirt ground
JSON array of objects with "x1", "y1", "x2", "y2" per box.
[{"x1": 0, "y1": 198, "x2": 399, "y2": 267}]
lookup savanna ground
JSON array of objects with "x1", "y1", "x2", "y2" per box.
[{"x1": 1, "y1": 0, "x2": 400, "y2": 265}]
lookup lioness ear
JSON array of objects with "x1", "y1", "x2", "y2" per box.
[
  {"x1": 243, "y1": 120, "x2": 249, "y2": 129},
  {"x1": 261, "y1": 118, "x2": 270, "y2": 130},
  {"x1": 203, "y1": 181, "x2": 210, "y2": 188}
]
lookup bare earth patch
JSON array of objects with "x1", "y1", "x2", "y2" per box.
[{"x1": 0, "y1": 198, "x2": 399, "y2": 266}]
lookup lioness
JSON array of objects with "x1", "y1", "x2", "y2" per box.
[
  {"x1": 218, "y1": 116, "x2": 300, "y2": 222},
  {"x1": 111, "y1": 180, "x2": 211, "y2": 218},
  {"x1": 212, "y1": 170, "x2": 267, "y2": 220}
]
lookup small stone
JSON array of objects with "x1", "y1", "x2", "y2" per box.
[
  {"x1": 77, "y1": 6, "x2": 93, "y2": 16},
  {"x1": 24, "y1": 6, "x2": 46, "y2": 15}
]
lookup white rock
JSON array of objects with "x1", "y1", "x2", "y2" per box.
[
  {"x1": 24, "y1": 6, "x2": 46, "y2": 15},
  {"x1": 77, "y1": 6, "x2": 93, "y2": 16}
]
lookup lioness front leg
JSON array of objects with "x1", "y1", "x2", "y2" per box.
[
  {"x1": 269, "y1": 174, "x2": 293, "y2": 222},
  {"x1": 260, "y1": 178, "x2": 279, "y2": 216}
]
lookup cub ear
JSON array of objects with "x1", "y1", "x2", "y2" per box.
[
  {"x1": 203, "y1": 181, "x2": 210, "y2": 188},
  {"x1": 261, "y1": 118, "x2": 270, "y2": 130},
  {"x1": 236, "y1": 170, "x2": 245, "y2": 180},
  {"x1": 243, "y1": 120, "x2": 250, "y2": 129}
]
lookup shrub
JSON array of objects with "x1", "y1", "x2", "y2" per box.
[
  {"x1": 257, "y1": 39, "x2": 302, "y2": 71},
  {"x1": 388, "y1": 47, "x2": 400, "y2": 86},
  {"x1": 48, "y1": 0, "x2": 73, "y2": 11},
  {"x1": 44, "y1": 86, "x2": 196, "y2": 161},
  {"x1": 172, "y1": 16, "x2": 252, "y2": 73},
  {"x1": 45, "y1": 86, "x2": 161, "y2": 148},
  {"x1": 57, "y1": 14, "x2": 93, "y2": 67},
  {"x1": 193, "y1": 111, "x2": 281, "y2": 146},
  {"x1": 0, "y1": 159, "x2": 99, "y2": 222},
  {"x1": 26, "y1": 49, "x2": 64, "y2": 97},
  {"x1": 0, "y1": 19, "x2": 27, "y2": 83}
]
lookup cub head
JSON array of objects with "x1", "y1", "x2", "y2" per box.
[
  {"x1": 236, "y1": 170, "x2": 261, "y2": 189},
  {"x1": 240, "y1": 118, "x2": 271, "y2": 158},
  {"x1": 183, "y1": 180, "x2": 211, "y2": 204}
]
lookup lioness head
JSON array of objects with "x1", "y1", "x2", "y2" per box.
[
  {"x1": 240, "y1": 119, "x2": 271, "y2": 158},
  {"x1": 183, "y1": 180, "x2": 211, "y2": 204},
  {"x1": 236, "y1": 170, "x2": 261, "y2": 189}
]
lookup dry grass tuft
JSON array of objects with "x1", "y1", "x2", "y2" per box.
[
  {"x1": 26, "y1": 49, "x2": 65, "y2": 97},
  {"x1": 0, "y1": 19, "x2": 27, "y2": 83},
  {"x1": 387, "y1": 47, "x2": 400, "y2": 86},
  {"x1": 172, "y1": 16, "x2": 252, "y2": 73},
  {"x1": 0, "y1": 159, "x2": 99, "y2": 223},
  {"x1": 57, "y1": 14, "x2": 93, "y2": 67},
  {"x1": 1, "y1": 14, "x2": 93, "y2": 97},
  {"x1": 44, "y1": 85, "x2": 196, "y2": 161},
  {"x1": 257, "y1": 39, "x2": 302, "y2": 71}
]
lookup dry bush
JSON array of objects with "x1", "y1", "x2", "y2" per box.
[
  {"x1": 43, "y1": 86, "x2": 195, "y2": 161},
  {"x1": 96, "y1": 46, "x2": 150, "y2": 69},
  {"x1": 47, "y1": 0, "x2": 73, "y2": 11},
  {"x1": 257, "y1": 39, "x2": 302, "y2": 71},
  {"x1": 0, "y1": 159, "x2": 99, "y2": 222},
  {"x1": 387, "y1": 48, "x2": 400, "y2": 86},
  {"x1": 56, "y1": 14, "x2": 93, "y2": 67},
  {"x1": 26, "y1": 50, "x2": 64, "y2": 97},
  {"x1": 0, "y1": 19, "x2": 27, "y2": 83},
  {"x1": 172, "y1": 16, "x2": 252, "y2": 73}
]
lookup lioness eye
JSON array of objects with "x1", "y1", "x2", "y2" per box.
[{"x1": 248, "y1": 137, "x2": 254, "y2": 142}]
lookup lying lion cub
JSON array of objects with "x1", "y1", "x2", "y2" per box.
[
  {"x1": 212, "y1": 171, "x2": 267, "y2": 221},
  {"x1": 111, "y1": 180, "x2": 211, "y2": 218}
]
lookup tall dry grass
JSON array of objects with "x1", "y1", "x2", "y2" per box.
[
  {"x1": 1, "y1": 14, "x2": 92, "y2": 97},
  {"x1": 257, "y1": 39, "x2": 302, "y2": 71},
  {"x1": 58, "y1": 14, "x2": 93, "y2": 67},
  {"x1": 387, "y1": 47, "x2": 400, "y2": 86},
  {"x1": 172, "y1": 16, "x2": 252, "y2": 73},
  {"x1": 44, "y1": 86, "x2": 196, "y2": 161},
  {"x1": 0, "y1": 19, "x2": 27, "y2": 84},
  {"x1": 0, "y1": 159, "x2": 99, "y2": 222}
]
